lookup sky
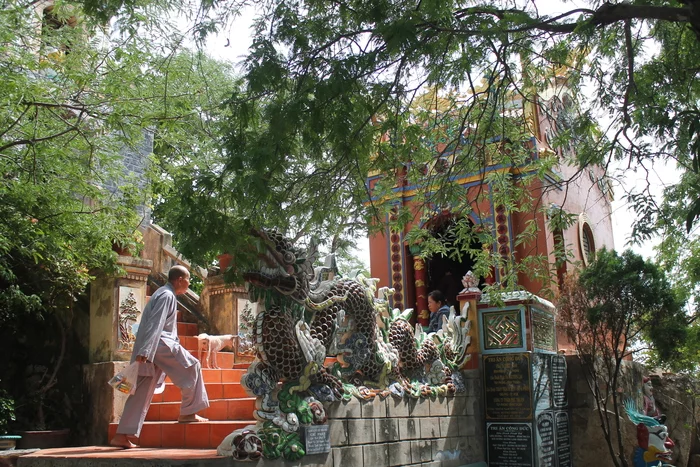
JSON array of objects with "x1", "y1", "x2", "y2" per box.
[{"x1": 196, "y1": 2, "x2": 676, "y2": 270}]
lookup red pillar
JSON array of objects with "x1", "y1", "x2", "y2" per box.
[{"x1": 413, "y1": 256, "x2": 429, "y2": 328}]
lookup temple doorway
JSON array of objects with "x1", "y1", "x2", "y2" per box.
[{"x1": 425, "y1": 214, "x2": 480, "y2": 307}]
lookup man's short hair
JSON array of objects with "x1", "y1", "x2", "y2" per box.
[{"x1": 168, "y1": 265, "x2": 190, "y2": 282}]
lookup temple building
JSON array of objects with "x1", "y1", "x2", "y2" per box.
[{"x1": 366, "y1": 81, "x2": 615, "y2": 332}]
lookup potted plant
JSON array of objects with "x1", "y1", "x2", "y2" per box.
[{"x1": 111, "y1": 230, "x2": 144, "y2": 257}]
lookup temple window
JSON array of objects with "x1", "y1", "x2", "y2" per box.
[{"x1": 578, "y1": 213, "x2": 596, "y2": 266}]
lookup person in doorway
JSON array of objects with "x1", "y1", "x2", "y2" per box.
[
  {"x1": 110, "y1": 265, "x2": 210, "y2": 449},
  {"x1": 427, "y1": 290, "x2": 451, "y2": 333}
]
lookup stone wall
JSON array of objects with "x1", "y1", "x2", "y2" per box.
[
  {"x1": 297, "y1": 370, "x2": 485, "y2": 467},
  {"x1": 649, "y1": 373, "x2": 700, "y2": 467},
  {"x1": 567, "y1": 356, "x2": 700, "y2": 467},
  {"x1": 80, "y1": 361, "x2": 128, "y2": 446}
]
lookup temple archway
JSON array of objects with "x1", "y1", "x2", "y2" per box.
[{"x1": 424, "y1": 213, "x2": 480, "y2": 307}]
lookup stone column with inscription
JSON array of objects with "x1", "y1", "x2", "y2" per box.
[{"x1": 478, "y1": 292, "x2": 572, "y2": 467}]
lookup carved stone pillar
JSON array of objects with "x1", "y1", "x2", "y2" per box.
[
  {"x1": 413, "y1": 256, "x2": 430, "y2": 329},
  {"x1": 200, "y1": 275, "x2": 255, "y2": 363},
  {"x1": 457, "y1": 288, "x2": 482, "y2": 370},
  {"x1": 88, "y1": 255, "x2": 152, "y2": 363}
]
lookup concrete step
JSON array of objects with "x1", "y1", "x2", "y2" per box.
[
  {"x1": 108, "y1": 420, "x2": 257, "y2": 449},
  {"x1": 17, "y1": 447, "x2": 228, "y2": 467},
  {"x1": 145, "y1": 398, "x2": 256, "y2": 421}
]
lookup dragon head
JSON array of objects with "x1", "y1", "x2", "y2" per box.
[{"x1": 243, "y1": 229, "x2": 317, "y2": 300}]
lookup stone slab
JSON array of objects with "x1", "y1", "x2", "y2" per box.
[
  {"x1": 326, "y1": 398, "x2": 361, "y2": 419},
  {"x1": 457, "y1": 416, "x2": 478, "y2": 437},
  {"x1": 420, "y1": 417, "x2": 441, "y2": 439},
  {"x1": 374, "y1": 418, "x2": 399, "y2": 443},
  {"x1": 328, "y1": 420, "x2": 348, "y2": 447},
  {"x1": 387, "y1": 441, "x2": 412, "y2": 466},
  {"x1": 347, "y1": 418, "x2": 376, "y2": 445},
  {"x1": 410, "y1": 439, "x2": 432, "y2": 463},
  {"x1": 386, "y1": 397, "x2": 408, "y2": 418},
  {"x1": 407, "y1": 398, "x2": 430, "y2": 417},
  {"x1": 451, "y1": 396, "x2": 467, "y2": 416},
  {"x1": 362, "y1": 443, "x2": 388, "y2": 467},
  {"x1": 397, "y1": 417, "x2": 420, "y2": 440},
  {"x1": 439, "y1": 415, "x2": 459, "y2": 437},
  {"x1": 361, "y1": 397, "x2": 387, "y2": 418},
  {"x1": 333, "y1": 446, "x2": 363, "y2": 467},
  {"x1": 429, "y1": 396, "x2": 449, "y2": 416}
]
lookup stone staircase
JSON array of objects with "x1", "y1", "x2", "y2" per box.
[{"x1": 108, "y1": 316, "x2": 256, "y2": 449}]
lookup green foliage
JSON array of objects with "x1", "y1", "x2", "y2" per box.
[
  {"x1": 0, "y1": 0, "x2": 244, "y2": 430},
  {"x1": 577, "y1": 248, "x2": 687, "y2": 364},
  {"x1": 559, "y1": 248, "x2": 688, "y2": 467},
  {"x1": 0, "y1": 388, "x2": 15, "y2": 435}
]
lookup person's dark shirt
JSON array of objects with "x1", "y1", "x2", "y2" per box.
[{"x1": 428, "y1": 305, "x2": 451, "y2": 333}]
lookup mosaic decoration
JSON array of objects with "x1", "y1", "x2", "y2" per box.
[
  {"x1": 624, "y1": 399, "x2": 675, "y2": 467},
  {"x1": 236, "y1": 299, "x2": 257, "y2": 357},
  {"x1": 389, "y1": 227, "x2": 404, "y2": 311},
  {"x1": 483, "y1": 309, "x2": 523, "y2": 350},
  {"x1": 494, "y1": 204, "x2": 511, "y2": 260},
  {"x1": 531, "y1": 308, "x2": 556, "y2": 352},
  {"x1": 220, "y1": 229, "x2": 473, "y2": 461},
  {"x1": 117, "y1": 290, "x2": 140, "y2": 351}
]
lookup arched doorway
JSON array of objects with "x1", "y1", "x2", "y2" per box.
[{"x1": 425, "y1": 214, "x2": 480, "y2": 307}]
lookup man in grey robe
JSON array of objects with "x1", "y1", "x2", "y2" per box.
[{"x1": 110, "y1": 265, "x2": 209, "y2": 448}]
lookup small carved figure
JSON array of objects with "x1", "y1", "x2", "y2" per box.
[
  {"x1": 461, "y1": 270, "x2": 480, "y2": 292},
  {"x1": 197, "y1": 333, "x2": 235, "y2": 369},
  {"x1": 643, "y1": 377, "x2": 662, "y2": 420}
]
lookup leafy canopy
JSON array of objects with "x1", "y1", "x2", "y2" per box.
[
  {"x1": 558, "y1": 248, "x2": 688, "y2": 466},
  {"x1": 0, "y1": 0, "x2": 241, "y2": 429},
  {"x1": 76, "y1": 0, "x2": 700, "y2": 295}
]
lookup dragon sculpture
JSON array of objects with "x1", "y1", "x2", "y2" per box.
[{"x1": 229, "y1": 229, "x2": 472, "y2": 461}]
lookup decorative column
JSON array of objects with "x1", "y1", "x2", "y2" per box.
[
  {"x1": 494, "y1": 204, "x2": 512, "y2": 283},
  {"x1": 457, "y1": 271, "x2": 482, "y2": 370},
  {"x1": 412, "y1": 255, "x2": 429, "y2": 329},
  {"x1": 388, "y1": 229, "x2": 405, "y2": 312},
  {"x1": 200, "y1": 274, "x2": 255, "y2": 364},
  {"x1": 89, "y1": 255, "x2": 152, "y2": 363}
]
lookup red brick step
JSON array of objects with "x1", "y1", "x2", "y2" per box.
[
  {"x1": 152, "y1": 382, "x2": 249, "y2": 403},
  {"x1": 165, "y1": 368, "x2": 246, "y2": 385},
  {"x1": 108, "y1": 420, "x2": 257, "y2": 449},
  {"x1": 146, "y1": 398, "x2": 256, "y2": 421}
]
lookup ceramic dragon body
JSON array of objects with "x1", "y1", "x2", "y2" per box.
[{"x1": 233, "y1": 229, "x2": 472, "y2": 461}]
